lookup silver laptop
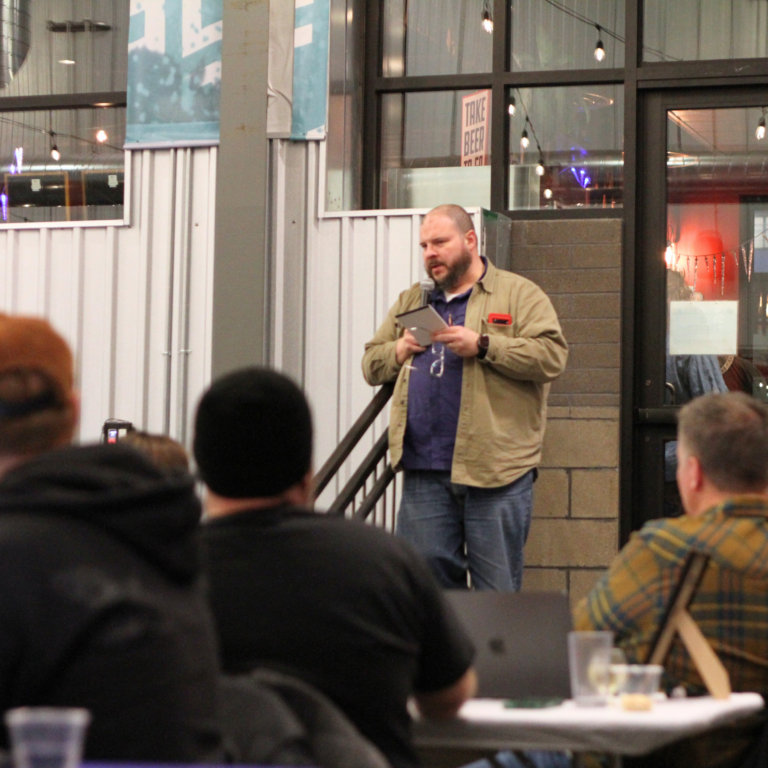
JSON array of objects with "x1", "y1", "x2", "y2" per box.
[{"x1": 445, "y1": 590, "x2": 572, "y2": 701}]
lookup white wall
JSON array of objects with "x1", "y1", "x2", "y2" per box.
[
  {"x1": 0, "y1": 147, "x2": 218, "y2": 447},
  {"x1": 270, "y1": 139, "x2": 481, "y2": 507}
]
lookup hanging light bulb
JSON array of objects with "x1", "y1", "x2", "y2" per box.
[
  {"x1": 544, "y1": 188, "x2": 553, "y2": 199},
  {"x1": 521, "y1": 129, "x2": 530, "y2": 149},
  {"x1": 508, "y1": 95, "x2": 516, "y2": 116},
  {"x1": 535, "y1": 157, "x2": 546, "y2": 176},
  {"x1": 481, "y1": 0, "x2": 493, "y2": 33},
  {"x1": 50, "y1": 145, "x2": 60, "y2": 161},
  {"x1": 757, "y1": 109, "x2": 766, "y2": 140},
  {"x1": 594, "y1": 25, "x2": 606, "y2": 62},
  {"x1": 96, "y1": 129, "x2": 108, "y2": 143}
]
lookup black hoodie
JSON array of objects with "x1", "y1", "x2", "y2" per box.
[{"x1": 0, "y1": 444, "x2": 221, "y2": 761}]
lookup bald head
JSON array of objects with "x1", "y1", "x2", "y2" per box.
[{"x1": 425, "y1": 205, "x2": 476, "y2": 237}]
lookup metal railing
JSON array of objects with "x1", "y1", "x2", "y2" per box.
[{"x1": 312, "y1": 383, "x2": 399, "y2": 529}]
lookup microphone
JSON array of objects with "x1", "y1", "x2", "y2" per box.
[{"x1": 420, "y1": 278, "x2": 435, "y2": 307}]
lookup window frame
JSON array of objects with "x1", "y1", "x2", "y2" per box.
[{"x1": 363, "y1": 0, "x2": 768, "y2": 220}]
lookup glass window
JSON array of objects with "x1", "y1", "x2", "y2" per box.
[
  {"x1": 644, "y1": 0, "x2": 768, "y2": 63},
  {"x1": 0, "y1": 1, "x2": 128, "y2": 97},
  {"x1": 508, "y1": 85, "x2": 623, "y2": 210},
  {"x1": 381, "y1": 0, "x2": 492, "y2": 77},
  {"x1": 380, "y1": 89, "x2": 492, "y2": 209},
  {"x1": 665, "y1": 107, "x2": 768, "y2": 408},
  {"x1": 510, "y1": 0, "x2": 624, "y2": 72},
  {"x1": 0, "y1": 107, "x2": 125, "y2": 223}
]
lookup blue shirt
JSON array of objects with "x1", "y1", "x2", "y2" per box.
[{"x1": 401, "y1": 263, "x2": 486, "y2": 471}]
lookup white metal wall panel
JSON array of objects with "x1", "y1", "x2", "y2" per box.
[
  {"x1": 281, "y1": 136, "x2": 481, "y2": 508},
  {"x1": 0, "y1": 147, "x2": 218, "y2": 449}
]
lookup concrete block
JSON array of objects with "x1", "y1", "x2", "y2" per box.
[
  {"x1": 521, "y1": 268, "x2": 621, "y2": 295},
  {"x1": 547, "y1": 406, "x2": 571, "y2": 419},
  {"x1": 511, "y1": 245, "x2": 571, "y2": 271},
  {"x1": 551, "y1": 369, "x2": 620, "y2": 395},
  {"x1": 571, "y1": 244, "x2": 621, "y2": 269},
  {"x1": 560, "y1": 318, "x2": 620, "y2": 344},
  {"x1": 533, "y1": 469, "x2": 569, "y2": 518},
  {"x1": 511, "y1": 222, "x2": 527, "y2": 245},
  {"x1": 548, "y1": 295, "x2": 573, "y2": 318},
  {"x1": 567, "y1": 344, "x2": 620, "y2": 369},
  {"x1": 541, "y1": 419, "x2": 619, "y2": 468},
  {"x1": 525, "y1": 219, "x2": 621, "y2": 246},
  {"x1": 569, "y1": 569, "x2": 606, "y2": 607},
  {"x1": 569, "y1": 294, "x2": 621, "y2": 319},
  {"x1": 570, "y1": 394, "x2": 621, "y2": 407},
  {"x1": 523, "y1": 568, "x2": 567, "y2": 593},
  {"x1": 572, "y1": 469, "x2": 619, "y2": 518},
  {"x1": 569, "y1": 407, "x2": 620, "y2": 420},
  {"x1": 548, "y1": 394, "x2": 570, "y2": 407},
  {"x1": 526, "y1": 519, "x2": 619, "y2": 567}
]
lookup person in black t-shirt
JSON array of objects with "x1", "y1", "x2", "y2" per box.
[{"x1": 194, "y1": 367, "x2": 477, "y2": 768}]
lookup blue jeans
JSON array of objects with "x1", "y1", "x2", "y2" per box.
[{"x1": 396, "y1": 469, "x2": 534, "y2": 591}]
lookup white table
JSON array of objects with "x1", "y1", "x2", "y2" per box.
[{"x1": 413, "y1": 693, "x2": 765, "y2": 756}]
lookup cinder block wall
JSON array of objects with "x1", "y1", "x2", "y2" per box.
[{"x1": 511, "y1": 220, "x2": 621, "y2": 606}]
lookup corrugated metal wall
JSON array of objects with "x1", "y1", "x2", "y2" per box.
[
  {"x1": 0, "y1": 147, "x2": 218, "y2": 446},
  {"x1": 271, "y1": 140, "x2": 481, "y2": 506}
]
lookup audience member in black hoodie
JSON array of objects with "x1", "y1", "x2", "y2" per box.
[{"x1": 0, "y1": 313, "x2": 221, "y2": 761}]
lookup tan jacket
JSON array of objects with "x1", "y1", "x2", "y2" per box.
[{"x1": 362, "y1": 259, "x2": 568, "y2": 487}]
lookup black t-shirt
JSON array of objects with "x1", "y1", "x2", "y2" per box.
[{"x1": 203, "y1": 506, "x2": 474, "y2": 768}]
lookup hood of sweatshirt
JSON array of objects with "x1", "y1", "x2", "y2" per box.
[{"x1": 0, "y1": 443, "x2": 202, "y2": 584}]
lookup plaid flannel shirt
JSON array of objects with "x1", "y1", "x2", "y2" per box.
[{"x1": 573, "y1": 495, "x2": 768, "y2": 695}]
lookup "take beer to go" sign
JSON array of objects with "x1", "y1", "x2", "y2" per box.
[{"x1": 461, "y1": 89, "x2": 491, "y2": 167}]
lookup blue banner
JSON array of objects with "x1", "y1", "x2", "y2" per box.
[
  {"x1": 126, "y1": 0, "x2": 223, "y2": 147},
  {"x1": 291, "y1": 0, "x2": 330, "y2": 140}
]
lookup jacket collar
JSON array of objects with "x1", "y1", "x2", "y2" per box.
[{"x1": 476, "y1": 256, "x2": 495, "y2": 294}]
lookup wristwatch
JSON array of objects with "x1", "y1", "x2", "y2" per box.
[{"x1": 477, "y1": 333, "x2": 490, "y2": 360}]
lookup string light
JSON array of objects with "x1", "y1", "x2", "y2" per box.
[
  {"x1": 521, "y1": 126, "x2": 530, "y2": 149},
  {"x1": 50, "y1": 144, "x2": 60, "y2": 161},
  {"x1": 544, "y1": 188, "x2": 553, "y2": 199},
  {"x1": 535, "y1": 157, "x2": 546, "y2": 176},
  {"x1": 96, "y1": 129, "x2": 107, "y2": 143},
  {"x1": 508, "y1": 95, "x2": 516, "y2": 116},
  {"x1": 594, "y1": 25, "x2": 605, "y2": 61},
  {"x1": 757, "y1": 108, "x2": 766, "y2": 141},
  {"x1": 481, "y1": 0, "x2": 493, "y2": 33}
]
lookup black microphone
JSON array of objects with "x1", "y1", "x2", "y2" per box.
[{"x1": 420, "y1": 278, "x2": 435, "y2": 307}]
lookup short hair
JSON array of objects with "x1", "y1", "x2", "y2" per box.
[
  {"x1": 122, "y1": 431, "x2": 190, "y2": 475},
  {"x1": 678, "y1": 392, "x2": 768, "y2": 492},
  {"x1": 425, "y1": 204, "x2": 476, "y2": 236},
  {"x1": 193, "y1": 367, "x2": 313, "y2": 499}
]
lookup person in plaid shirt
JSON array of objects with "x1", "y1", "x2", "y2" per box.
[{"x1": 574, "y1": 391, "x2": 768, "y2": 768}]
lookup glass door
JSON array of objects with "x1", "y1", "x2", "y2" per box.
[{"x1": 632, "y1": 89, "x2": 768, "y2": 532}]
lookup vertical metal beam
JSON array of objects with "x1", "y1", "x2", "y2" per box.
[
  {"x1": 362, "y1": 0, "x2": 382, "y2": 209},
  {"x1": 490, "y1": 0, "x2": 509, "y2": 212},
  {"x1": 619, "y1": 0, "x2": 641, "y2": 546},
  {"x1": 211, "y1": 0, "x2": 271, "y2": 378}
]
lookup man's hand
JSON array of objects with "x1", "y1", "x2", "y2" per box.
[
  {"x1": 395, "y1": 329, "x2": 427, "y2": 365},
  {"x1": 432, "y1": 326, "x2": 482, "y2": 358}
]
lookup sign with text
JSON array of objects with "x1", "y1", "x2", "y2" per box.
[
  {"x1": 461, "y1": 90, "x2": 491, "y2": 167},
  {"x1": 669, "y1": 301, "x2": 738, "y2": 355}
]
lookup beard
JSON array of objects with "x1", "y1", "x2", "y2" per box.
[{"x1": 427, "y1": 247, "x2": 473, "y2": 292}]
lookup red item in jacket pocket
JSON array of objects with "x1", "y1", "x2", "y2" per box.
[{"x1": 488, "y1": 313, "x2": 512, "y2": 325}]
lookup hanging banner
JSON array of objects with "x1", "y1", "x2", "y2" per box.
[
  {"x1": 125, "y1": 0, "x2": 223, "y2": 148},
  {"x1": 291, "y1": 0, "x2": 330, "y2": 140},
  {"x1": 461, "y1": 90, "x2": 491, "y2": 167}
]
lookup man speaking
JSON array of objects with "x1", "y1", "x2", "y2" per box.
[{"x1": 362, "y1": 205, "x2": 567, "y2": 591}]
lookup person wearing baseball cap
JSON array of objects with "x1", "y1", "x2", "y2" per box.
[{"x1": 0, "y1": 313, "x2": 221, "y2": 762}]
